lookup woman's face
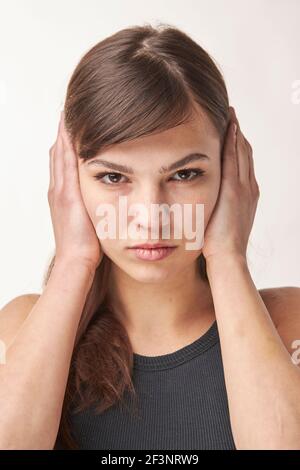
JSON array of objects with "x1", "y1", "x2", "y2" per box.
[{"x1": 77, "y1": 109, "x2": 221, "y2": 283}]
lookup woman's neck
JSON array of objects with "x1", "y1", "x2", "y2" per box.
[{"x1": 107, "y1": 262, "x2": 215, "y2": 356}]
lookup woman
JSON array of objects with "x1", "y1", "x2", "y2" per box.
[{"x1": 0, "y1": 23, "x2": 300, "y2": 451}]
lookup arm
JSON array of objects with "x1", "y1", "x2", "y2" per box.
[
  {"x1": 202, "y1": 106, "x2": 300, "y2": 449},
  {"x1": 206, "y1": 254, "x2": 300, "y2": 449},
  {"x1": 0, "y1": 110, "x2": 102, "y2": 449},
  {"x1": 0, "y1": 260, "x2": 95, "y2": 449}
]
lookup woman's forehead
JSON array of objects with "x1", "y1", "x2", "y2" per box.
[{"x1": 90, "y1": 116, "x2": 219, "y2": 166}]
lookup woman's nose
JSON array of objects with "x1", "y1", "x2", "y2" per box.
[{"x1": 128, "y1": 186, "x2": 171, "y2": 235}]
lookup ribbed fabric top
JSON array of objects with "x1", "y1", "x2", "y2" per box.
[
  {"x1": 132, "y1": 319, "x2": 219, "y2": 371},
  {"x1": 55, "y1": 319, "x2": 236, "y2": 450}
]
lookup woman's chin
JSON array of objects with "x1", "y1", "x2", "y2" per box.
[
  {"x1": 119, "y1": 262, "x2": 180, "y2": 284},
  {"x1": 104, "y1": 247, "x2": 193, "y2": 284}
]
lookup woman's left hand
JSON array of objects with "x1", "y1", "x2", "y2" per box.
[{"x1": 202, "y1": 106, "x2": 260, "y2": 262}]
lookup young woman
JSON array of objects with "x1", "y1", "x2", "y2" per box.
[{"x1": 0, "y1": 24, "x2": 300, "y2": 451}]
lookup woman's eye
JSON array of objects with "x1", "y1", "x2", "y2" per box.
[
  {"x1": 170, "y1": 168, "x2": 205, "y2": 182},
  {"x1": 93, "y1": 172, "x2": 127, "y2": 185},
  {"x1": 93, "y1": 168, "x2": 205, "y2": 186}
]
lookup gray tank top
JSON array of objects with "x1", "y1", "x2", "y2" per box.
[{"x1": 58, "y1": 319, "x2": 236, "y2": 450}]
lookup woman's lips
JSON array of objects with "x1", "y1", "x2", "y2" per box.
[{"x1": 127, "y1": 246, "x2": 177, "y2": 261}]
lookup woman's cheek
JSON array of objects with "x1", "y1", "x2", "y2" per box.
[
  {"x1": 203, "y1": 186, "x2": 220, "y2": 229},
  {"x1": 193, "y1": 184, "x2": 220, "y2": 232},
  {"x1": 78, "y1": 181, "x2": 97, "y2": 224},
  {"x1": 86, "y1": 190, "x2": 124, "y2": 244},
  {"x1": 78, "y1": 178, "x2": 109, "y2": 228}
]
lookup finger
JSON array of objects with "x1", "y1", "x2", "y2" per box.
[
  {"x1": 247, "y1": 141, "x2": 259, "y2": 194},
  {"x1": 53, "y1": 115, "x2": 65, "y2": 192},
  {"x1": 237, "y1": 130, "x2": 250, "y2": 185},
  {"x1": 60, "y1": 110, "x2": 76, "y2": 165},
  {"x1": 60, "y1": 110, "x2": 80, "y2": 192},
  {"x1": 231, "y1": 107, "x2": 250, "y2": 185},
  {"x1": 221, "y1": 115, "x2": 238, "y2": 181},
  {"x1": 243, "y1": 137, "x2": 253, "y2": 179},
  {"x1": 49, "y1": 144, "x2": 55, "y2": 191},
  {"x1": 49, "y1": 113, "x2": 64, "y2": 191}
]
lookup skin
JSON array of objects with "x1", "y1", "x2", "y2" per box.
[
  {"x1": 60, "y1": 107, "x2": 300, "y2": 449},
  {"x1": 76, "y1": 104, "x2": 222, "y2": 351},
  {"x1": 0, "y1": 103, "x2": 299, "y2": 449}
]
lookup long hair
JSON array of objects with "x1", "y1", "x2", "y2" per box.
[{"x1": 45, "y1": 22, "x2": 230, "y2": 449}]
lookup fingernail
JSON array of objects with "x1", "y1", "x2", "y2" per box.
[{"x1": 233, "y1": 123, "x2": 237, "y2": 136}]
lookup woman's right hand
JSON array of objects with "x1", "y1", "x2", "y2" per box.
[{"x1": 48, "y1": 110, "x2": 103, "y2": 273}]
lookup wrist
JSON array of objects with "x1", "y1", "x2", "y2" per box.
[
  {"x1": 53, "y1": 257, "x2": 97, "y2": 281},
  {"x1": 205, "y1": 251, "x2": 248, "y2": 272}
]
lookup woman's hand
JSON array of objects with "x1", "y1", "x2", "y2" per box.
[
  {"x1": 48, "y1": 110, "x2": 103, "y2": 272},
  {"x1": 202, "y1": 106, "x2": 260, "y2": 263}
]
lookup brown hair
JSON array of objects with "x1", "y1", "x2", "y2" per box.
[{"x1": 44, "y1": 22, "x2": 230, "y2": 449}]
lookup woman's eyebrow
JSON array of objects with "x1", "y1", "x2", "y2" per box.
[{"x1": 86, "y1": 152, "x2": 210, "y2": 174}]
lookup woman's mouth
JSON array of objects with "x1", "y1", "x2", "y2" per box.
[{"x1": 127, "y1": 245, "x2": 178, "y2": 261}]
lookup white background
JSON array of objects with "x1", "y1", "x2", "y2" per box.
[{"x1": 0, "y1": 0, "x2": 299, "y2": 307}]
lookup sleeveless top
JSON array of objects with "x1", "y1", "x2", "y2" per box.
[{"x1": 55, "y1": 319, "x2": 236, "y2": 450}]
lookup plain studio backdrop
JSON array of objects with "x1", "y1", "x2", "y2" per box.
[{"x1": 0, "y1": 0, "x2": 299, "y2": 307}]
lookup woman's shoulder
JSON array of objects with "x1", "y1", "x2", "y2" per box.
[
  {"x1": 258, "y1": 286, "x2": 300, "y2": 361},
  {"x1": 0, "y1": 293, "x2": 40, "y2": 346},
  {"x1": 258, "y1": 286, "x2": 300, "y2": 325}
]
